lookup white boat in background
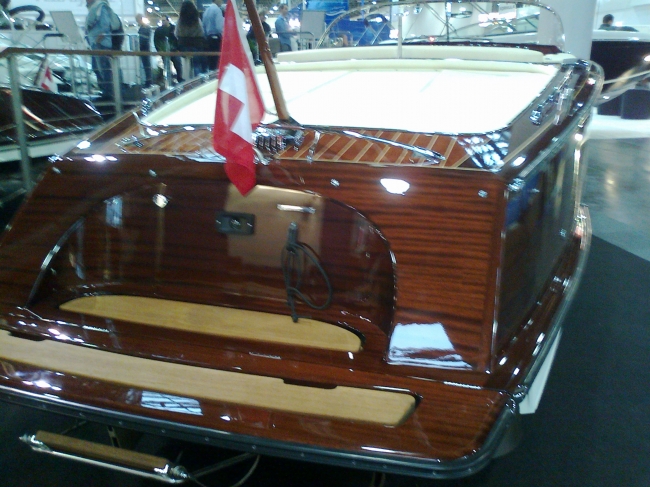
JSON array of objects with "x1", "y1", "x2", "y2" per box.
[{"x1": 591, "y1": 27, "x2": 650, "y2": 85}]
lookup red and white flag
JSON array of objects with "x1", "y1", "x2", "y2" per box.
[
  {"x1": 213, "y1": 0, "x2": 265, "y2": 195},
  {"x1": 36, "y1": 57, "x2": 58, "y2": 93}
]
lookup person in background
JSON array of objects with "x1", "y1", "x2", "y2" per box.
[
  {"x1": 599, "y1": 13, "x2": 638, "y2": 32},
  {"x1": 136, "y1": 13, "x2": 153, "y2": 88},
  {"x1": 175, "y1": 0, "x2": 208, "y2": 77},
  {"x1": 85, "y1": 0, "x2": 114, "y2": 100},
  {"x1": 202, "y1": 0, "x2": 224, "y2": 71},
  {"x1": 154, "y1": 16, "x2": 184, "y2": 84},
  {"x1": 247, "y1": 9, "x2": 271, "y2": 65},
  {"x1": 275, "y1": 4, "x2": 295, "y2": 52},
  {"x1": 357, "y1": 18, "x2": 377, "y2": 46},
  {"x1": 599, "y1": 14, "x2": 615, "y2": 30}
]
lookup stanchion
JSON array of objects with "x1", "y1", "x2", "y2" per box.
[
  {"x1": 7, "y1": 53, "x2": 33, "y2": 193},
  {"x1": 110, "y1": 55, "x2": 123, "y2": 116}
]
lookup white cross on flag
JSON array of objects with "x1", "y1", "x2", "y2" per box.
[
  {"x1": 36, "y1": 58, "x2": 58, "y2": 92},
  {"x1": 213, "y1": 0, "x2": 265, "y2": 195}
]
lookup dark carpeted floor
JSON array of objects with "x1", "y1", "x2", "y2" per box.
[{"x1": 441, "y1": 236, "x2": 650, "y2": 487}]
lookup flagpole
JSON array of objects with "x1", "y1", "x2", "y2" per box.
[{"x1": 242, "y1": 0, "x2": 291, "y2": 122}]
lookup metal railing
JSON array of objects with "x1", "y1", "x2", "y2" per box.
[{"x1": 0, "y1": 46, "x2": 219, "y2": 192}]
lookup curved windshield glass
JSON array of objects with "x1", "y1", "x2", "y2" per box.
[{"x1": 317, "y1": 1, "x2": 564, "y2": 51}]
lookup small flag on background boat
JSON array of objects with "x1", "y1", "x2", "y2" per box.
[
  {"x1": 36, "y1": 57, "x2": 58, "y2": 93},
  {"x1": 213, "y1": 0, "x2": 265, "y2": 196}
]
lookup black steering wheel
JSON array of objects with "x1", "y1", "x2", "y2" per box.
[{"x1": 8, "y1": 5, "x2": 46, "y2": 23}]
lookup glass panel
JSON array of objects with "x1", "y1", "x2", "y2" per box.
[{"x1": 319, "y1": 1, "x2": 564, "y2": 51}]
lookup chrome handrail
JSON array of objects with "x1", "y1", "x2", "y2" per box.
[{"x1": 20, "y1": 431, "x2": 190, "y2": 484}]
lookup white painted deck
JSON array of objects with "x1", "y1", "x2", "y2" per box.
[{"x1": 146, "y1": 47, "x2": 562, "y2": 135}]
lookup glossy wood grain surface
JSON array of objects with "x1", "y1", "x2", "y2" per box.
[
  {"x1": 0, "y1": 62, "x2": 599, "y2": 382},
  {"x1": 0, "y1": 336, "x2": 508, "y2": 462},
  {"x1": 0, "y1": 59, "x2": 600, "y2": 466},
  {"x1": 0, "y1": 158, "x2": 501, "y2": 382}
]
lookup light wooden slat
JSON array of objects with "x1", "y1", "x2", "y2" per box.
[
  {"x1": 313, "y1": 134, "x2": 341, "y2": 160},
  {"x1": 334, "y1": 137, "x2": 358, "y2": 159},
  {"x1": 0, "y1": 331, "x2": 415, "y2": 426},
  {"x1": 60, "y1": 296, "x2": 361, "y2": 352},
  {"x1": 443, "y1": 138, "x2": 457, "y2": 160},
  {"x1": 395, "y1": 133, "x2": 419, "y2": 165},
  {"x1": 351, "y1": 139, "x2": 374, "y2": 162},
  {"x1": 425, "y1": 135, "x2": 439, "y2": 151},
  {"x1": 375, "y1": 132, "x2": 400, "y2": 162},
  {"x1": 451, "y1": 152, "x2": 471, "y2": 168}
]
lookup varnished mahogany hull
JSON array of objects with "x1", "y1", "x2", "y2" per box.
[
  {"x1": 0, "y1": 59, "x2": 600, "y2": 477},
  {"x1": 0, "y1": 87, "x2": 102, "y2": 147}
]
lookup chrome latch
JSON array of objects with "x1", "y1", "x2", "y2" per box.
[
  {"x1": 531, "y1": 69, "x2": 575, "y2": 126},
  {"x1": 253, "y1": 127, "x2": 304, "y2": 154}
]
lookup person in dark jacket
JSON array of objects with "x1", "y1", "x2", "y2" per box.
[
  {"x1": 599, "y1": 14, "x2": 614, "y2": 30},
  {"x1": 247, "y1": 9, "x2": 271, "y2": 64},
  {"x1": 136, "y1": 13, "x2": 153, "y2": 88},
  {"x1": 275, "y1": 4, "x2": 295, "y2": 52},
  {"x1": 202, "y1": 0, "x2": 224, "y2": 70},
  {"x1": 154, "y1": 16, "x2": 184, "y2": 83},
  {"x1": 175, "y1": 0, "x2": 207, "y2": 77},
  {"x1": 599, "y1": 14, "x2": 638, "y2": 32},
  {"x1": 85, "y1": 0, "x2": 114, "y2": 99}
]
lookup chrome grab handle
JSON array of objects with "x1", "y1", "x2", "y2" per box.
[
  {"x1": 277, "y1": 204, "x2": 316, "y2": 214},
  {"x1": 20, "y1": 431, "x2": 189, "y2": 484}
]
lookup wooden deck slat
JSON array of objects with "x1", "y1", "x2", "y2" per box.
[
  {"x1": 60, "y1": 295, "x2": 362, "y2": 352},
  {"x1": 0, "y1": 331, "x2": 414, "y2": 425}
]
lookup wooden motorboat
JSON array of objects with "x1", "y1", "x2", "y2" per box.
[
  {"x1": 0, "y1": 1, "x2": 601, "y2": 480},
  {"x1": 0, "y1": 8, "x2": 103, "y2": 163},
  {"x1": 0, "y1": 85, "x2": 103, "y2": 162}
]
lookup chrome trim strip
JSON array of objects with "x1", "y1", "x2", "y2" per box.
[
  {"x1": 515, "y1": 62, "x2": 603, "y2": 180},
  {"x1": 116, "y1": 127, "x2": 214, "y2": 150},
  {"x1": 27, "y1": 219, "x2": 85, "y2": 306},
  {"x1": 277, "y1": 204, "x2": 316, "y2": 214},
  {"x1": 518, "y1": 205, "x2": 591, "y2": 397},
  {"x1": 340, "y1": 130, "x2": 445, "y2": 163},
  {"x1": 0, "y1": 385, "x2": 516, "y2": 480}
]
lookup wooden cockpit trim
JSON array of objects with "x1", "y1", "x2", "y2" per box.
[
  {"x1": 0, "y1": 331, "x2": 415, "y2": 426},
  {"x1": 60, "y1": 295, "x2": 362, "y2": 352}
]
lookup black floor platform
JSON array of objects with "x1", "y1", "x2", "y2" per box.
[{"x1": 0, "y1": 135, "x2": 648, "y2": 487}]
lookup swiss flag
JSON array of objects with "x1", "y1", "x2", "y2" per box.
[
  {"x1": 213, "y1": 0, "x2": 265, "y2": 196},
  {"x1": 36, "y1": 58, "x2": 58, "y2": 92}
]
